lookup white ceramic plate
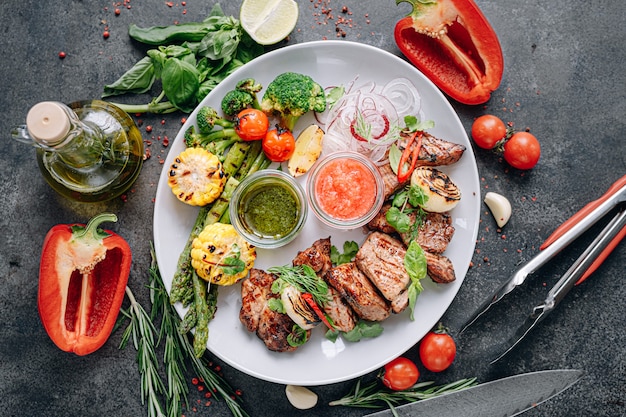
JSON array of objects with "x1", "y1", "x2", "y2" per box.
[{"x1": 154, "y1": 40, "x2": 480, "y2": 386}]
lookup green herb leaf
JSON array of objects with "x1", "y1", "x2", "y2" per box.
[
  {"x1": 162, "y1": 57, "x2": 200, "y2": 112},
  {"x1": 404, "y1": 241, "x2": 428, "y2": 321},
  {"x1": 342, "y1": 321, "x2": 384, "y2": 342},
  {"x1": 386, "y1": 206, "x2": 411, "y2": 233},
  {"x1": 287, "y1": 325, "x2": 308, "y2": 347},
  {"x1": 267, "y1": 298, "x2": 285, "y2": 313},
  {"x1": 330, "y1": 241, "x2": 359, "y2": 265},
  {"x1": 102, "y1": 56, "x2": 156, "y2": 97},
  {"x1": 404, "y1": 114, "x2": 435, "y2": 132}
]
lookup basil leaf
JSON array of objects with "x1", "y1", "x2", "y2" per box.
[
  {"x1": 267, "y1": 298, "x2": 285, "y2": 313},
  {"x1": 388, "y1": 143, "x2": 402, "y2": 175},
  {"x1": 102, "y1": 56, "x2": 155, "y2": 97},
  {"x1": 386, "y1": 206, "x2": 411, "y2": 233},
  {"x1": 404, "y1": 241, "x2": 427, "y2": 320},
  {"x1": 162, "y1": 57, "x2": 200, "y2": 112},
  {"x1": 342, "y1": 321, "x2": 384, "y2": 342}
]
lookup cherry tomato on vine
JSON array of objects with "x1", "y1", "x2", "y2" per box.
[
  {"x1": 262, "y1": 127, "x2": 296, "y2": 162},
  {"x1": 235, "y1": 108, "x2": 269, "y2": 141},
  {"x1": 381, "y1": 357, "x2": 419, "y2": 391},
  {"x1": 419, "y1": 331, "x2": 457, "y2": 372},
  {"x1": 503, "y1": 131, "x2": 541, "y2": 170},
  {"x1": 471, "y1": 114, "x2": 507, "y2": 149}
]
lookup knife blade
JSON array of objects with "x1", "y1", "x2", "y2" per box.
[{"x1": 364, "y1": 369, "x2": 583, "y2": 417}]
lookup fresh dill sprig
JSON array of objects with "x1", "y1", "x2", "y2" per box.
[
  {"x1": 329, "y1": 377, "x2": 477, "y2": 417},
  {"x1": 268, "y1": 264, "x2": 330, "y2": 305}
]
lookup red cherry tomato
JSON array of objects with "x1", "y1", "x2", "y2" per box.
[
  {"x1": 262, "y1": 127, "x2": 295, "y2": 162},
  {"x1": 471, "y1": 114, "x2": 507, "y2": 149},
  {"x1": 381, "y1": 357, "x2": 419, "y2": 391},
  {"x1": 235, "y1": 108, "x2": 269, "y2": 141},
  {"x1": 503, "y1": 131, "x2": 541, "y2": 170},
  {"x1": 419, "y1": 331, "x2": 457, "y2": 372}
]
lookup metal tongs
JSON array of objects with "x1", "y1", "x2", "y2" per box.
[{"x1": 461, "y1": 174, "x2": 626, "y2": 363}]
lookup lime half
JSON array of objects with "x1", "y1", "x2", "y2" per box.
[{"x1": 240, "y1": 0, "x2": 299, "y2": 45}]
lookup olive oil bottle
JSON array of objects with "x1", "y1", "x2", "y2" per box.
[{"x1": 12, "y1": 100, "x2": 143, "y2": 202}]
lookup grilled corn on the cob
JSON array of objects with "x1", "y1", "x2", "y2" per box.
[
  {"x1": 191, "y1": 223, "x2": 256, "y2": 285},
  {"x1": 168, "y1": 147, "x2": 226, "y2": 206}
]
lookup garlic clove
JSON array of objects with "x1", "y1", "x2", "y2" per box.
[
  {"x1": 484, "y1": 192, "x2": 512, "y2": 227},
  {"x1": 411, "y1": 167, "x2": 461, "y2": 213},
  {"x1": 285, "y1": 385, "x2": 318, "y2": 409}
]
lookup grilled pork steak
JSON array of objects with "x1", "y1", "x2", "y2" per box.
[
  {"x1": 325, "y1": 262, "x2": 391, "y2": 322},
  {"x1": 240, "y1": 268, "x2": 307, "y2": 352},
  {"x1": 355, "y1": 232, "x2": 410, "y2": 313},
  {"x1": 292, "y1": 237, "x2": 332, "y2": 276},
  {"x1": 368, "y1": 204, "x2": 455, "y2": 254},
  {"x1": 424, "y1": 251, "x2": 456, "y2": 284},
  {"x1": 323, "y1": 286, "x2": 357, "y2": 332}
]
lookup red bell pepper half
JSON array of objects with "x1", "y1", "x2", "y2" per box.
[
  {"x1": 38, "y1": 213, "x2": 131, "y2": 356},
  {"x1": 394, "y1": 0, "x2": 504, "y2": 105}
]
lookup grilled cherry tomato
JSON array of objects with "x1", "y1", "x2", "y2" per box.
[
  {"x1": 262, "y1": 126, "x2": 296, "y2": 162},
  {"x1": 503, "y1": 131, "x2": 541, "y2": 170},
  {"x1": 471, "y1": 114, "x2": 507, "y2": 149},
  {"x1": 235, "y1": 108, "x2": 269, "y2": 141},
  {"x1": 419, "y1": 330, "x2": 456, "y2": 372},
  {"x1": 381, "y1": 357, "x2": 419, "y2": 391}
]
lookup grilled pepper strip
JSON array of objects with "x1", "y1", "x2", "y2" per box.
[
  {"x1": 38, "y1": 213, "x2": 131, "y2": 356},
  {"x1": 394, "y1": 0, "x2": 503, "y2": 104}
]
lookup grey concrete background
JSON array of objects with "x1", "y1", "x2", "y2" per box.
[{"x1": 1, "y1": 1, "x2": 624, "y2": 416}]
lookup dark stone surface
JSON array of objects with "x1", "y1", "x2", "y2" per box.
[{"x1": 1, "y1": 1, "x2": 624, "y2": 416}]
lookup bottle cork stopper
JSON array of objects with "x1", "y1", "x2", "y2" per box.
[{"x1": 26, "y1": 101, "x2": 71, "y2": 146}]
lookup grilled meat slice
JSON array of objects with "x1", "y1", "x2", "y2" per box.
[
  {"x1": 325, "y1": 262, "x2": 391, "y2": 322},
  {"x1": 322, "y1": 286, "x2": 357, "y2": 332},
  {"x1": 367, "y1": 204, "x2": 455, "y2": 254},
  {"x1": 379, "y1": 162, "x2": 404, "y2": 200},
  {"x1": 355, "y1": 232, "x2": 410, "y2": 313},
  {"x1": 256, "y1": 304, "x2": 306, "y2": 352},
  {"x1": 240, "y1": 268, "x2": 275, "y2": 333},
  {"x1": 418, "y1": 211, "x2": 455, "y2": 254},
  {"x1": 417, "y1": 132, "x2": 466, "y2": 166},
  {"x1": 240, "y1": 268, "x2": 308, "y2": 352},
  {"x1": 424, "y1": 251, "x2": 456, "y2": 284},
  {"x1": 292, "y1": 237, "x2": 332, "y2": 276}
]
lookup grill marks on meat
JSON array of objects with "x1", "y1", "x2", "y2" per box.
[
  {"x1": 326, "y1": 262, "x2": 391, "y2": 322},
  {"x1": 418, "y1": 132, "x2": 466, "y2": 167},
  {"x1": 292, "y1": 237, "x2": 332, "y2": 276},
  {"x1": 424, "y1": 251, "x2": 456, "y2": 284},
  {"x1": 355, "y1": 232, "x2": 410, "y2": 313},
  {"x1": 239, "y1": 268, "x2": 307, "y2": 352},
  {"x1": 368, "y1": 204, "x2": 455, "y2": 254}
]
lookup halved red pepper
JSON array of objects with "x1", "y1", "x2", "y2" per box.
[
  {"x1": 394, "y1": 0, "x2": 504, "y2": 105},
  {"x1": 38, "y1": 213, "x2": 131, "y2": 356}
]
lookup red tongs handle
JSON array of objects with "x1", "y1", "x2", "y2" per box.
[{"x1": 540, "y1": 174, "x2": 626, "y2": 285}]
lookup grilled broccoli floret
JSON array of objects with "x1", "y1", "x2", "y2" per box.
[
  {"x1": 197, "y1": 106, "x2": 235, "y2": 134},
  {"x1": 260, "y1": 72, "x2": 326, "y2": 131},
  {"x1": 221, "y1": 78, "x2": 262, "y2": 117}
]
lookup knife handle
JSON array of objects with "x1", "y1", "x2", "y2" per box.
[{"x1": 540, "y1": 174, "x2": 626, "y2": 285}]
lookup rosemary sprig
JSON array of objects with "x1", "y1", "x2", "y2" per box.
[
  {"x1": 329, "y1": 377, "x2": 477, "y2": 417},
  {"x1": 120, "y1": 286, "x2": 167, "y2": 417},
  {"x1": 119, "y1": 245, "x2": 249, "y2": 417},
  {"x1": 149, "y1": 245, "x2": 249, "y2": 417}
]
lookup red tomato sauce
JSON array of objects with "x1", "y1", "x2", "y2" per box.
[{"x1": 314, "y1": 157, "x2": 377, "y2": 220}]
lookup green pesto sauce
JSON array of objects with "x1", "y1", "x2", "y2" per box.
[{"x1": 243, "y1": 184, "x2": 298, "y2": 237}]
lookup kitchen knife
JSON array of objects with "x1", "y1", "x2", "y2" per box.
[{"x1": 364, "y1": 369, "x2": 583, "y2": 417}]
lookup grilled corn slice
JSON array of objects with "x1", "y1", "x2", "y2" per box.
[
  {"x1": 191, "y1": 223, "x2": 256, "y2": 285},
  {"x1": 168, "y1": 147, "x2": 226, "y2": 206}
]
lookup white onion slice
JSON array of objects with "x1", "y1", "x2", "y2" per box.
[{"x1": 382, "y1": 77, "x2": 422, "y2": 121}]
